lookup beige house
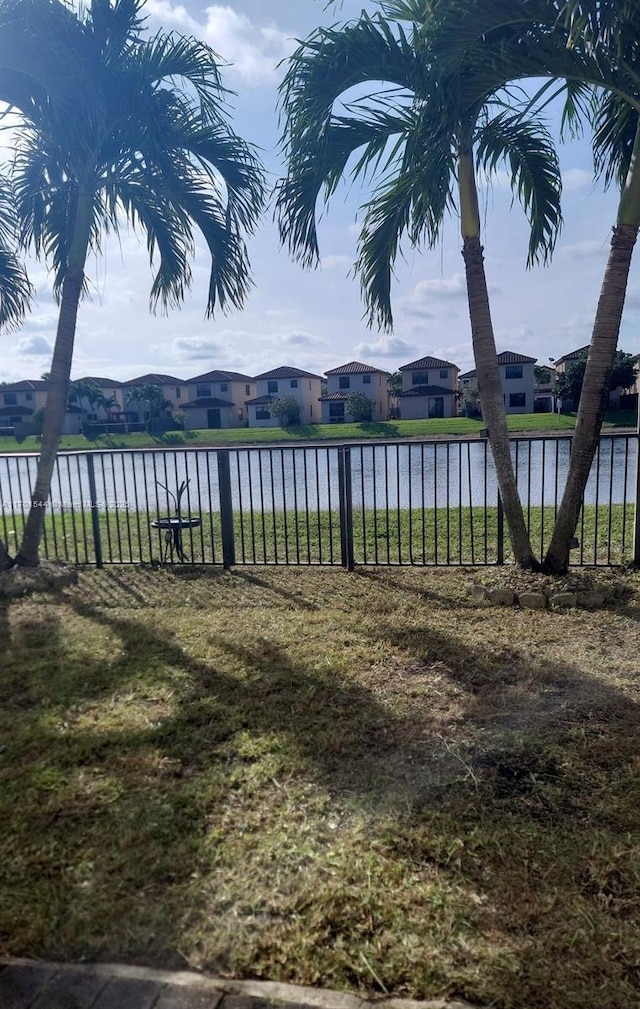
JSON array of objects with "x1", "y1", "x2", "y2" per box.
[
  {"x1": 397, "y1": 356, "x2": 459, "y2": 419},
  {"x1": 460, "y1": 351, "x2": 536, "y2": 415},
  {"x1": 534, "y1": 364, "x2": 556, "y2": 413},
  {"x1": 321, "y1": 361, "x2": 389, "y2": 423},
  {"x1": 0, "y1": 379, "x2": 84, "y2": 434},
  {"x1": 121, "y1": 373, "x2": 186, "y2": 420},
  {"x1": 182, "y1": 369, "x2": 255, "y2": 429},
  {"x1": 71, "y1": 376, "x2": 125, "y2": 419},
  {"x1": 246, "y1": 367, "x2": 323, "y2": 428}
]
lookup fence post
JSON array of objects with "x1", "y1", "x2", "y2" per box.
[
  {"x1": 629, "y1": 409, "x2": 633, "y2": 569},
  {"x1": 217, "y1": 450, "x2": 236, "y2": 570},
  {"x1": 86, "y1": 453, "x2": 103, "y2": 569},
  {"x1": 337, "y1": 446, "x2": 354, "y2": 571},
  {"x1": 496, "y1": 492, "x2": 504, "y2": 566}
]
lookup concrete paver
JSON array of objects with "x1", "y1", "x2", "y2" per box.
[{"x1": 92, "y1": 977, "x2": 160, "y2": 1009}]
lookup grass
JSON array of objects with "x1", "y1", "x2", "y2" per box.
[
  {"x1": 1, "y1": 503, "x2": 634, "y2": 568},
  {"x1": 1, "y1": 410, "x2": 628, "y2": 455},
  {"x1": 1, "y1": 565, "x2": 639, "y2": 1009}
]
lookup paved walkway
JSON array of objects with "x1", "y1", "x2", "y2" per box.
[{"x1": 0, "y1": 960, "x2": 477, "y2": 1009}]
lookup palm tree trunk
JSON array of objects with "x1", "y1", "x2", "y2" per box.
[
  {"x1": 544, "y1": 123, "x2": 640, "y2": 575},
  {"x1": 14, "y1": 193, "x2": 93, "y2": 567},
  {"x1": 458, "y1": 143, "x2": 538, "y2": 569}
]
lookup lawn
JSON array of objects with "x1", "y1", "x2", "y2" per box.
[
  {"x1": 1, "y1": 566, "x2": 639, "y2": 1009},
  {"x1": 0, "y1": 411, "x2": 605, "y2": 455}
]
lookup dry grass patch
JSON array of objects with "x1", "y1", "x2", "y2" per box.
[{"x1": 1, "y1": 565, "x2": 639, "y2": 1009}]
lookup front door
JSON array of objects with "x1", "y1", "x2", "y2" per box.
[{"x1": 207, "y1": 408, "x2": 222, "y2": 429}]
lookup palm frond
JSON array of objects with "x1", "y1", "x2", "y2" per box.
[
  {"x1": 475, "y1": 109, "x2": 563, "y2": 265},
  {"x1": 0, "y1": 176, "x2": 31, "y2": 330},
  {"x1": 593, "y1": 92, "x2": 639, "y2": 190}
]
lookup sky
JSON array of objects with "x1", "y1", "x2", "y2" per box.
[{"x1": 0, "y1": 0, "x2": 638, "y2": 384}]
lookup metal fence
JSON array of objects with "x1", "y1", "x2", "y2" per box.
[{"x1": 0, "y1": 433, "x2": 638, "y2": 568}]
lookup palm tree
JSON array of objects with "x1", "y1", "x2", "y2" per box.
[
  {"x1": 416, "y1": 0, "x2": 640, "y2": 572},
  {"x1": 0, "y1": 0, "x2": 265, "y2": 567},
  {"x1": 277, "y1": 10, "x2": 563, "y2": 568},
  {"x1": 126, "y1": 384, "x2": 172, "y2": 428}
]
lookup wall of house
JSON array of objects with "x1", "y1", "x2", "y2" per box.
[
  {"x1": 401, "y1": 366, "x2": 458, "y2": 393},
  {"x1": 399, "y1": 394, "x2": 457, "y2": 420},
  {"x1": 182, "y1": 406, "x2": 234, "y2": 430},
  {"x1": 185, "y1": 379, "x2": 254, "y2": 425},
  {"x1": 246, "y1": 403, "x2": 281, "y2": 428},
  {"x1": 500, "y1": 364, "x2": 534, "y2": 414}
]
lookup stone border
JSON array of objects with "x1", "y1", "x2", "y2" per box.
[
  {"x1": 466, "y1": 579, "x2": 629, "y2": 610},
  {"x1": 1, "y1": 959, "x2": 480, "y2": 1009}
]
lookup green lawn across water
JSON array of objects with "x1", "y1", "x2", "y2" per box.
[{"x1": 1, "y1": 410, "x2": 630, "y2": 455}]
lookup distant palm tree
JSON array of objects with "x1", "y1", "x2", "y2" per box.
[
  {"x1": 0, "y1": 0, "x2": 265, "y2": 566},
  {"x1": 277, "y1": 9, "x2": 562, "y2": 568}
]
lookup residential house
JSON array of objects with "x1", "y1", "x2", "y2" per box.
[
  {"x1": 246, "y1": 367, "x2": 324, "y2": 428},
  {"x1": 71, "y1": 377, "x2": 125, "y2": 419},
  {"x1": 121, "y1": 373, "x2": 185, "y2": 421},
  {"x1": 321, "y1": 361, "x2": 389, "y2": 423},
  {"x1": 554, "y1": 346, "x2": 589, "y2": 374},
  {"x1": 460, "y1": 351, "x2": 537, "y2": 415},
  {"x1": 534, "y1": 364, "x2": 556, "y2": 413},
  {"x1": 0, "y1": 379, "x2": 84, "y2": 434},
  {"x1": 397, "y1": 356, "x2": 459, "y2": 419},
  {"x1": 182, "y1": 369, "x2": 255, "y2": 429},
  {"x1": 555, "y1": 345, "x2": 640, "y2": 410}
]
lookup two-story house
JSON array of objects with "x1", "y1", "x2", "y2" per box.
[
  {"x1": 246, "y1": 367, "x2": 324, "y2": 428},
  {"x1": 121, "y1": 373, "x2": 186, "y2": 421},
  {"x1": 0, "y1": 380, "x2": 48, "y2": 432},
  {"x1": 397, "y1": 356, "x2": 459, "y2": 419},
  {"x1": 533, "y1": 364, "x2": 556, "y2": 413},
  {"x1": 182, "y1": 369, "x2": 255, "y2": 429},
  {"x1": 71, "y1": 377, "x2": 125, "y2": 419},
  {"x1": 460, "y1": 351, "x2": 536, "y2": 415},
  {"x1": 320, "y1": 361, "x2": 389, "y2": 423}
]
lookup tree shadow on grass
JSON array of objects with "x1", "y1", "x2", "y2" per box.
[{"x1": 0, "y1": 582, "x2": 639, "y2": 1006}]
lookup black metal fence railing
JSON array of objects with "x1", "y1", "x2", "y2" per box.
[{"x1": 0, "y1": 434, "x2": 637, "y2": 568}]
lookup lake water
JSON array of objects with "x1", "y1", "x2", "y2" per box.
[{"x1": 0, "y1": 436, "x2": 636, "y2": 518}]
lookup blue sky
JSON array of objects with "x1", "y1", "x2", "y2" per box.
[{"x1": 1, "y1": 0, "x2": 638, "y2": 383}]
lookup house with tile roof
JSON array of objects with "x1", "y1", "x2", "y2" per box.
[
  {"x1": 182, "y1": 369, "x2": 255, "y2": 429},
  {"x1": 247, "y1": 367, "x2": 324, "y2": 427},
  {"x1": 397, "y1": 356, "x2": 460, "y2": 419},
  {"x1": 554, "y1": 346, "x2": 590, "y2": 373},
  {"x1": 0, "y1": 379, "x2": 85, "y2": 435},
  {"x1": 121, "y1": 373, "x2": 187, "y2": 420},
  {"x1": 460, "y1": 351, "x2": 537, "y2": 415},
  {"x1": 321, "y1": 361, "x2": 390, "y2": 423}
]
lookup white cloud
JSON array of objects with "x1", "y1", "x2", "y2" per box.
[
  {"x1": 559, "y1": 240, "x2": 607, "y2": 259},
  {"x1": 321, "y1": 255, "x2": 353, "y2": 270},
  {"x1": 282, "y1": 331, "x2": 328, "y2": 348},
  {"x1": 145, "y1": 2, "x2": 295, "y2": 83},
  {"x1": 562, "y1": 168, "x2": 593, "y2": 192},
  {"x1": 353, "y1": 335, "x2": 416, "y2": 358},
  {"x1": 17, "y1": 334, "x2": 53, "y2": 356},
  {"x1": 173, "y1": 336, "x2": 224, "y2": 360}
]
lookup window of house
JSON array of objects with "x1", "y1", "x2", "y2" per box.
[
  {"x1": 10, "y1": 416, "x2": 22, "y2": 426},
  {"x1": 505, "y1": 365, "x2": 523, "y2": 380},
  {"x1": 290, "y1": 378, "x2": 298, "y2": 388},
  {"x1": 256, "y1": 408, "x2": 271, "y2": 420},
  {"x1": 440, "y1": 369, "x2": 448, "y2": 379},
  {"x1": 363, "y1": 374, "x2": 371, "y2": 384},
  {"x1": 4, "y1": 393, "x2": 17, "y2": 405},
  {"x1": 462, "y1": 379, "x2": 470, "y2": 386},
  {"x1": 309, "y1": 404, "x2": 313, "y2": 417},
  {"x1": 220, "y1": 382, "x2": 228, "y2": 392},
  {"x1": 238, "y1": 409, "x2": 243, "y2": 421},
  {"x1": 245, "y1": 384, "x2": 251, "y2": 396},
  {"x1": 196, "y1": 384, "x2": 211, "y2": 398},
  {"x1": 412, "y1": 371, "x2": 428, "y2": 385},
  {"x1": 339, "y1": 376, "x2": 350, "y2": 389},
  {"x1": 267, "y1": 380, "x2": 278, "y2": 394},
  {"x1": 175, "y1": 387, "x2": 181, "y2": 398},
  {"x1": 26, "y1": 392, "x2": 32, "y2": 401},
  {"x1": 509, "y1": 392, "x2": 526, "y2": 408},
  {"x1": 329, "y1": 402, "x2": 345, "y2": 418}
]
